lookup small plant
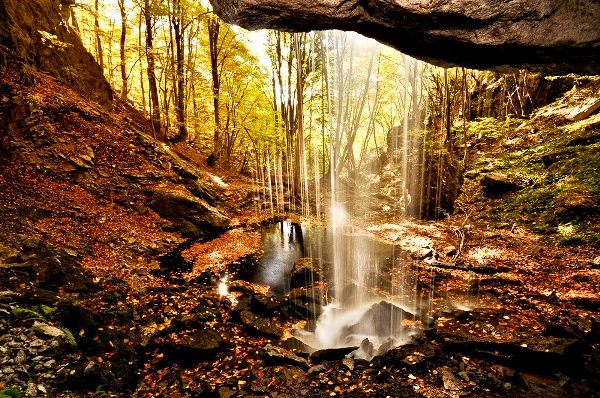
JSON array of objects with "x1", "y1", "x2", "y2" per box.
[
  {"x1": 558, "y1": 236, "x2": 584, "y2": 246},
  {"x1": 0, "y1": 388, "x2": 21, "y2": 398},
  {"x1": 59, "y1": 327, "x2": 77, "y2": 346},
  {"x1": 10, "y1": 307, "x2": 45, "y2": 321},
  {"x1": 91, "y1": 385, "x2": 107, "y2": 398}
]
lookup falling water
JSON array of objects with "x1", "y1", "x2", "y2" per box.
[{"x1": 247, "y1": 30, "x2": 478, "y2": 359}]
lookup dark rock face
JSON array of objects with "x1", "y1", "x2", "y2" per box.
[
  {"x1": 210, "y1": 0, "x2": 600, "y2": 74},
  {"x1": 0, "y1": 0, "x2": 112, "y2": 108},
  {"x1": 149, "y1": 188, "x2": 231, "y2": 239}
]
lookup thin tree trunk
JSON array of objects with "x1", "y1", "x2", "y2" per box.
[
  {"x1": 208, "y1": 16, "x2": 222, "y2": 164},
  {"x1": 293, "y1": 33, "x2": 304, "y2": 197},
  {"x1": 144, "y1": 0, "x2": 162, "y2": 139},
  {"x1": 138, "y1": 10, "x2": 146, "y2": 116},
  {"x1": 173, "y1": 0, "x2": 187, "y2": 141},
  {"x1": 94, "y1": 0, "x2": 104, "y2": 71},
  {"x1": 118, "y1": 0, "x2": 128, "y2": 101}
]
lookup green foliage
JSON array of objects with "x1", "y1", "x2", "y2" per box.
[
  {"x1": 10, "y1": 307, "x2": 46, "y2": 321},
  {"x1": 464, "y1": 116, "x2": 521, "y2": 143},
  {"x1": 0, "y1": 388, "x2": 21, "y2": 398},
  {"x1": 192, "y1": 307, "x2": 222, "y2": 323},
  {"x1": 35, "y1": 304, "x2": 55, "y2": 319},
  {"x1": 558, "y1": 236, "x2": 584, "y2": 247},
  {"x1": 463, "y1": 108, "x2": 600, "y2": 243},
  {"x1": 10, "y1": 304, "x2": 55, "y2": 321},
  {"x1": 59, "y1": 326, "x2": 77, "y2": 346},
  {"x1": 91, "y1": 386, "x2": 107, "y2": 398}
]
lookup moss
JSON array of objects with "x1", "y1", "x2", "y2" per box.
[
  {"x1": 0, "y1": 389, "x2": 21, "y2": 398},
  {"x1": 558, "y1": 236, "x2": 584, "y2": 246}
]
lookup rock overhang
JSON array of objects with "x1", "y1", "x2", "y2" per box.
[{"x1": 209, "y1": 0, "x2": 600, "y2": 75}]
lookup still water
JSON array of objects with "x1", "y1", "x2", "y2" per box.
[{"x1": 239, "y1": 219, "x2": 397, "y2": 296}]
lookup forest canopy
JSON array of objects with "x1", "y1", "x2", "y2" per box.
[{"x1": 72, "y1": 0, "x2": 541, "y2": 195}]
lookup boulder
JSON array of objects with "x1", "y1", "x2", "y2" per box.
[
  {"x1": 238, "y1": 310, "x2": 284, "y2": 338},
  {"x1": 210, "y1": 0, "x2": 600, "y2": 74},
  {"x1": 0, "y1": 0, "x2": 112, "y2": 107},
  {"x1": 289, "y1": 258, "x2": 331, "y2": 288},
  {"x1": 149, "y1": 188, "x2": 230, "y2": 239},
  {"x1": 480, "y1": 173, "x2": 521, "y2": 197},
  {"x1": 0, "y1": 238, "x2": 98, "y2": 293}
]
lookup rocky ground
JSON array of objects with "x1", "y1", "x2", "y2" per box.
[{"x1": 2, "y1": 43, "x2": 600, "y2": 398}]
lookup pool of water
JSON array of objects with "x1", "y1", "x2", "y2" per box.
[{"x1": 237, "y1": 219, "x2": 397, "y2": 296}]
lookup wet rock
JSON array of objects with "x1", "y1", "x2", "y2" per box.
[
  {"x1": 343, "y1": 301, "x2": 419, "y2": 342},
  {"x1": 281, "y1": 337, "x2": 314, "y2": 353},
  {"x1": 149, "y1": 188, "x2": 230, "y2": 239},
  {"x1": 310, "y1": 346, "x2": 358, "y2": 364},
  {"x1": 290, "y1": 258, "x2": 330, "y2": 288},
  {"x1": 239, "y1": 310, "x2": 284, "y2": 338},
  {"x1": 440, "y1": 368, "x2": 463, "y2": 391},
  {"x1": 519, "y1": 373, "x2": 567, "y2": 398},
  {"x1": 287, "y1": 298, "x2": 323, "y2": 321},
  {"x1": 263, "y1": 344, "x2": 309, "y2": 369},
  {"x1": 250, "y1": 294, "x2": 283, "y2": 318},
  {"x1": 438, "y1": 325, "x2": 588, "y2": 377},
  {"x1": 373, "y1": 343, "x2": 441, "y2": 368}
]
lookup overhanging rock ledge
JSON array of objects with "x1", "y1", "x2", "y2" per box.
[{"x1": 209, "y1": 0, "x2": 600, "y2": 75}]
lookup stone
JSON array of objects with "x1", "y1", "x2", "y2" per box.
[
  {"x1": 149, "y1": 188, "x2": 230, "y2": 238},
  {"x1": 210, "y1": 0, "x2": 600, "y2": 75},
  {"x1": 443, "y1": 246, "x2": 457, "y2": 257},
  {"x1": 310, "y1": 346, "x2": 359, "y2": 364},
  {"x1": 464, "y1": 170, "x2": 479, "y2": 179},
  {"x1": 262, "y1": 344, "x2": 309, "y2": 369},
  {"x1": 239, "y1": 310, "x2": 284, "y2": 338},
  {"x1": 14, "y1": 350, "x2": 26, "y2": 365},
  {"x1": 566, "y1": 97, "x2": 600, "y2": 121},
  {"x1": 289, "y1": 258, "x2": 330, "y2": 288},
  {"x1": 0, "y1": 0, "x2": 113, "y2": 107},
  {"x1": 32, "y1": 321, "x2": 66, "y2": 339},
  {"x1": 307, "y1": 364, "x2": 326, "y2": 374},
  {"x1": 342, "y1": 357, "x2": 354, "y2": 371},
  {"x1": 480, "y1": 173, "x2": 521, "y2": 197},
  {"x1": 440, "y1": 368, "x2": 463, "y2": 391}
]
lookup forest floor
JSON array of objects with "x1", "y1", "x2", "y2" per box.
[{"x1": 1, "y1": 45, "x2": 600, "y2": 398}]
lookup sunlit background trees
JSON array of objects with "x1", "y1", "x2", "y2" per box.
[{"x1": 71, "y1": 0, "x2": 547, "y2": 216}]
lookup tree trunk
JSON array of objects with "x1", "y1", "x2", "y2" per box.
[
  {"x1": 118, "y1": 0, "x2": 128, "y2": 101},
  {"x1": 94, "y1": 0, "x2": 104, "y2": 71},
  {"x1": 208, "y1": 16, "x2": 222, "y2": 164},
  {"x1": 173, "y1": 0, "x2": 187, "y2": 142},
  {"x1": 144, "y1": 0, "x2": 162, "y2": 139},
  {"x1": 293, "y1": 33, "x2": 304, "y2": 197}
]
